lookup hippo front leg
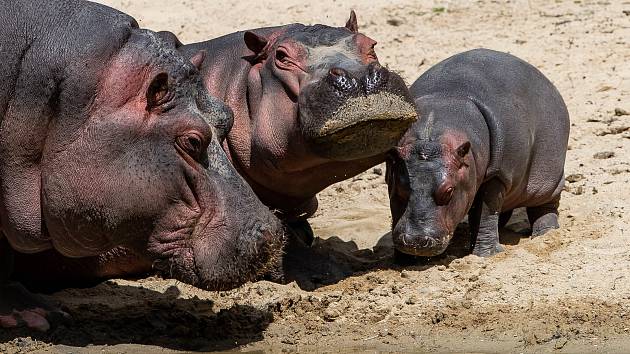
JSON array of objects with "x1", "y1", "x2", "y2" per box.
[
  {"x1": 0, "y1": 239, "x2": 68, "y2": 332},
  {"x1": 468, "y1": 179, "x2": 505, "y2": 257}
]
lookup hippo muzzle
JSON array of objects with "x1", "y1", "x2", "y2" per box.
[{"x1": 299, "y1": 62, "x2": 416, "y2": 161}]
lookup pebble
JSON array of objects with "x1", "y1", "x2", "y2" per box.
[
  {"x1": 565, "y1": 173, "x2": 584, "y2": 183},
  {"x1": 614, "y1": 107, "x2": 629, "y2": 116},
  {"x1": 593, "y1": 151, "x2": 615, "y2": 159}
]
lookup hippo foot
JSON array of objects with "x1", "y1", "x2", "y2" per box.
[
  {"x1": 472, "y1": 242, "x2": 504, "y2": 257},
  {"x1": 286, "y1": 219, "x2": 315, "y2": 247},
  {"x1": 0, "y1": 282, "x2": 69, "y2": 332},
  {"x1": 530, "y1": 213, "x2": 560, "y2": 238}
]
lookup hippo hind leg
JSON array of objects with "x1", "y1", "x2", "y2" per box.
[
  {"x1": 527, "y1": 198, "x2": 560, "y2": 238},
  {"x1": 498, "y1": 209, "x2": 513, "y2": 229},
  {"x1": 0, "y1": 239, "x2": 69, "y2": 332}
]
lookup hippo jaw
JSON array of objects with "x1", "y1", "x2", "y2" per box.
[
  {"x1": 392, "y1": 224, "x2": 452, "y2": 257},
  {"x1": 150, "y1": 213, "x2": 285, "y2": 291},
  {"x1": 310, "y1": 92, "x2": 417, "y2": 161},
  {"x1": 299, "y1": 70, "x2": 417, "y2": 161},
  {"x1": 149, "y1": 136, "x2": 286, "y2": 291}
]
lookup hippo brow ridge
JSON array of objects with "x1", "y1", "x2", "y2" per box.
[{"x1": 318, "y1": 91, "x2": 416, "y2": 136}]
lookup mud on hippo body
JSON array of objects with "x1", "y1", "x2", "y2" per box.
[
  {"x1": 386, "y1": 49, "x2": 569, "y2": 258},
  {"x1": 180, "y1": 12, "x2": 416, "y2": 233},
  {"x1": 0, "y1": 0, "x2": 283, "y2": 331}
]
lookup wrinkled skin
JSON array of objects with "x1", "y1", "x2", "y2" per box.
[
  {"x1": 0, "y1": 0, "x2": 284, "y2": 331},
  {"x1": 387, "y1": 49, "x2": 569, "y2": 258},
  {"x1": 181, "y1": 11, "x2": 415, "y2": 224}
]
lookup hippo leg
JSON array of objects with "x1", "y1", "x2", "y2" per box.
[
  {"x1": 527, "y1": 199, "x2": 560, "y2": 237},
  {"x1": 469, "y1": 179, "x2": 505, "y2": 257},
  {"x1": 498, "y1": 209, "x2": 513, "y2": 229},
  {"x1": 0, "y1": 239, "x2": 69, "y2": 332},
  {"x1": 286, "y1": 219, "x2": 315, "y2": 247}
]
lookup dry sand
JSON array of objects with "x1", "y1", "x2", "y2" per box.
[{"x1": 2, "y1": 0, "x2": 629, "y2": 352}]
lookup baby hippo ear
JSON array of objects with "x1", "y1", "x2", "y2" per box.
[
  {"x1": 146, "y1": 72, "x2": 169, "y2": 110},
  {"x1": 190, "y1": 50, "x2": 206, "y2": 70},
  {"x1": 456, "y1": 141, "x2": 471, "y2": 158},
  {"x1": 244, "y1": 31, "x2": 269, "y2": 56},
  {"x1": 345, "y1": 10, "x2": 359, "y2": 33}
]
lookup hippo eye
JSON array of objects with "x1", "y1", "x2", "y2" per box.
[
  {"x1": 177, "y1": 133, "x2": 205, "y2": 162},
  {"x1": 275, "y1": 48, "x2": 292, "y2": 66},
  {"x1": 435, "y1": 186, "x2": 454, "y2": 206}
]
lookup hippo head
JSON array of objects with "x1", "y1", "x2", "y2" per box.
[
  {"x1": 2, "y1": 30, "x2": 284, "y2": 290},
  {"x1": 386, "y1": 118, "x2": 478, "y2": 256},
  {"x1": 242, "y1": 11, "x2": 416, "y2": 162}
]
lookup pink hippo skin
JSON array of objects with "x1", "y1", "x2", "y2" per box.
[
  {"x1": 0, "y1": 0, "x2": 284, "y2": 331},
  {"x1": 180, "y1": 12, "x2": 416, "y2": 240}
]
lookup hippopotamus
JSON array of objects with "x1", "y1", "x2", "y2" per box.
[
  {"x1": 386, "y1": 49, "x2": 569, "y2": 258},
  {"x1": 180, "y1": 12, "x2": 416, "y2": 238},
  {"x1": 0, "y1": 0, "x2": 284, "y2": 331}
]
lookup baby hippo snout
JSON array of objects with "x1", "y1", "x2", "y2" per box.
[{"x1": 393, "y1": 222, "x2": 450, "y2": 257}]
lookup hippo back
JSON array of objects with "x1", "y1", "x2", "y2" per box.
[
  {"x1": 0, "y1": 0, "x2": 138, "y2": 251},
  {"x1": 410, "y1": 49, "x2": 569, "y2": 207}
]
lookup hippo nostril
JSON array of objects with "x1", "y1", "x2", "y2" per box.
[
  {"x1": 364, "y1": 63, "x2": 387, "y2": 95},
  {"x1": 328, "y1": 67, "x2": 359, "y2": 96},
  {"x1": 329, "y1": 67, "x2": 345, "y2": 77},
  {"x1": 255, "y1": 223, "x2": 275, "y2": 251}
]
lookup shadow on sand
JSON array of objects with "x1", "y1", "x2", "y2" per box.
[
  {"x1": 0, "y1": 283, "x2": 272, "y2": 351},
  {"x1": 1, "y1": 210, "x2": 532, "y2": 350},
  {"x1": 282, "y1": 207, "x2": 532, "y2": 290}
]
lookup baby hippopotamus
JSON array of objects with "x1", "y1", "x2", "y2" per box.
[{"x1": 386, "y1": 49, "x2": 569, "y2": 258}]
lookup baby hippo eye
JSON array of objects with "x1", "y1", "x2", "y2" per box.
[{"x1": 435, "y1": 185, "x2": 454, "y2": 206}]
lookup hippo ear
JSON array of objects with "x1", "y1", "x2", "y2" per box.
[
  {"x1": 146, "y1": 72, "x2": 170, "y2": 110},
  {"x1": 244, "y1": 31, "x2": 269, "y2": 56},
  {"x1": 190, "y1": 50, "x2": 206, "y2": 70},
  {"x1": 456, "y1": 141, "x2": 471, "y2": 158},
  {"x1": 345, "y1": 10, "x2": 359, "y2": 33}
]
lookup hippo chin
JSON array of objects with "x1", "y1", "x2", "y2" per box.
[
  {"x1": 181, "y1": 11, "x2": 416, "y2": 223},
  {"x1": 0, "y1": 0, "x2": 283, "y2": 331},
  {"x1": 387, "y1": 49, "x2": 569, "y2": 258}
]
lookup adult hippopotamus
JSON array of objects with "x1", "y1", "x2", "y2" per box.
[
  {"x1": 180, "y1": 12, "x2": 416, "y2": 237},
  {"x1": 0, "y1": 0, "x2": 284, "y2": 331},
  {"x1": 386, "y1": 49, "x2": 569, "y2": 258}
]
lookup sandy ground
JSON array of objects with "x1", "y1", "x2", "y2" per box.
[{"x1": 2, "y1": 0, "x2": 630, "y2": 352}]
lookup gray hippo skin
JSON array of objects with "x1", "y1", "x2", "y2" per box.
[
  {"x1": 0, "y1": 0, "x2": 284, "y2": 331},
  {"x1": 179, "y1": 12, "x2": 416, "y2": 242},
  {"x1": 386, "y1": 49, "x2": 569, "y2": 258}
]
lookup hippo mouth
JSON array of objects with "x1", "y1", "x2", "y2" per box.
[
  {"x1": 310, "y1": 92, "x2": 417, "y2": 161},
  {"x1": 392, "y1": 230, "x2": 451, "y2": 257}
]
